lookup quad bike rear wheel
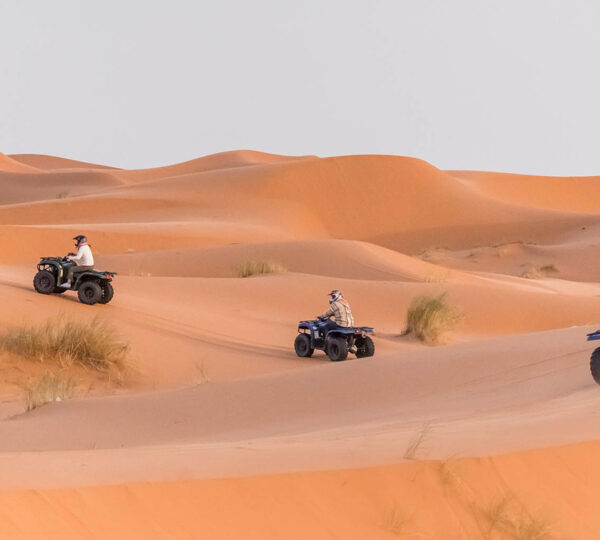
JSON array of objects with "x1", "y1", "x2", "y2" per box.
[
  {"x1": 78, "y1": 280, "x2": 103, "y2": 305},
  {"x1": 99, "y1": 282, "x2": 114, "y2": 304},
  {"x1": 327, "y1": 336, "x2": 349, "y2": 362},
  {"x1": 355, "y1": 336, "x2": 375, "y2": 358},
  {"x1": 591, "y1": 347, "x2": 600, "y2": 385},
  {"x1": 294, "y1": 334, "x2": 314, "y2": 357},
  {"x1": 33, "y1": 270, "x2": 56, "y2": 294}
]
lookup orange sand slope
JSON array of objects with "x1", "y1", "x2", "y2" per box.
[
  {"x1": 1, "y1": 442, "x2": 600, "y2": 539},
  {"x1": 1, "y1": 150, "x2": 600, "y2": 538}
]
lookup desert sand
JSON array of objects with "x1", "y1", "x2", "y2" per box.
[{"x1": 1, "y1": 150, "x2": 599, "y2": 538}]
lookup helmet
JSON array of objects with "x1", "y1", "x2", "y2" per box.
[
  {"x1": 73, "y1": 235, "x2": 88, "y2": 247},
  {"x1": 328, "y1": 290, "x2": 342, "y2": 302}
]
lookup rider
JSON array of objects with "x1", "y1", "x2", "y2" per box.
[
  {"x1": 61, "y1": 235, "x2": 94, "y2": 288},
  {"x1": 318, "y1": 290, "x2": 354, "y2": 335}
]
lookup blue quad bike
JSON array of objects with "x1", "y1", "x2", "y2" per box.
[
  {"x1": 587, "y1": 330, "x2": 600, "y2": 384},
  {"x1": 33, "y1": 256, "x2": 116, "y2": 305},
  {"x1": 294, "y1": 318, "x2": 375, "y2": 361}
]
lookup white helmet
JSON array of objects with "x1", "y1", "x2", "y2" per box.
[{"x1": 328, "y1": 290, "x2": 342, "y2": 302}]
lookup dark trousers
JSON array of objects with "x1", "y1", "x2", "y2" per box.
[{"x1": 67, "y1": 265, "x2": 93, "y2": 282}]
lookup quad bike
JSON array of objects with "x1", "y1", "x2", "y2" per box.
[
  {"x1": 33, "y1": 256, "x2": 116, "y2": 305},
  {"x1": 294, "y1": 318, "x2": 375, "y2": 361},
  {"x1": 587, "y1": 330, "x2": 600, "y2": 384}
]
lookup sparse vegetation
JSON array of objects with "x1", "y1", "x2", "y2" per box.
[
  {"x1": 23, "y1": 372, "x2": 77, "y2": 411},
  {"x1": 0, "y1": 317, "x2": 134, "y2": 382},
  {"x1": 405, "y1": 293, "x2": 462, "y2": 344},
  {"x1": 436, "y1": 458, "x2": 463, "y2": 492},
  {"x1": 403, "y1": 422, "x2": 432, "y2": 460},
  {"x1": 382, "y1": 504, "x2": 413, "y2": 536},
  {"x1": 481, "y1": 495, "x2": 514, "y2": 537},
  {"x1": 480, "y1": 495, "x2": 555, "y2": 540},
  {"x1": 422, "y1": 270, "x2": 450, "y2": 283},
  {"x1": 521, "y1": 264, "x2": 558, "y2": 280},
  {"x1": 56, "y1": 192, "x2": 69, "y2": 199},
  {"x1": 235, "y1": 259, "x2": 286, "y2": 278}
]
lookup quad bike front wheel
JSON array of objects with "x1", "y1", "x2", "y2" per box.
[
  {"x1": 33, "y1": 270, "x2": 56, "y2": 294},
  {"x1": 78, "y1": 280, "x2": 103, "y2": 305},
  {"x1": 327, "y1": 336, "x2": 349, "y2": 362},
  {"x1": 355, "y1": 336, "x2": 375, "y2": 358},
  {"x1": 294, "y1": 334, "x2": 314, "y2": 357},
  {"x1": 591, "y1": 347, "x2": 600, "y2": 385}
]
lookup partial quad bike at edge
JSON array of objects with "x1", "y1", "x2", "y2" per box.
[
  {"x1": 33, "y1": 256, "x2": 116, "y2": 305},
  {"x1": 587, "y1": 330, "x2": 600, "y2": 384},
  {"x1": 294, "y1": 318, "x2": 375, "y2": 361}
]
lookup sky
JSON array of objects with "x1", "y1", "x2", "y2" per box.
[{"x1": 2, "y1": 0, "x2": 599, "y2": 175}]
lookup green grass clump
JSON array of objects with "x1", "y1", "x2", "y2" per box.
[
  {"x1": 235, "y1": 259, "x2": 286, "y2": 278},
  {"x1": 405, "y1": 293, "x2": 462, "y2": 345},
  {"x1": 0, "y1": 317, "x2": 133, "y2": 381},
  {"x1": 23, "y1": 372, "x2": 77, "y2": 411}
]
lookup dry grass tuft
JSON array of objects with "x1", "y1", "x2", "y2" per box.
[
  {"x1": 23, "y1": 372, "x2": 77, "y2": 411},
  {"x1": 437, "y1": 458, "x2": 463, "y2": 492},
  {"x1": 382, "y1": 504, "x2": 413, "y2": 536},
  {"x1": 521, "y1": 264, "x2": 558, "y2": 280},
  {"x1": 0, "y1": 317, "x2": 134, "y2": 382},
  {"x1": 405, "y1": 293, "x2": 462, "y2": 345},
  {"x1": 235, "y1": 259, "x2": 286, "y2": 278},
  {"x1": 480, "y1": 495, "x2": 555, "y2": 540},
  {"x1": 482, "y1": 495, "x2": 514, "y2": 537}
]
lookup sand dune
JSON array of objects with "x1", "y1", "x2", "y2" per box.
[
  {"x1": 1, "y1": 149, "x2": 599, "y2": 538},
  {"x1": 1, "y1": 441, "x2": 599, "y2": 539},
  {"x1": 0, "y1": 152, "x2": 41, "y2": 173},
  {"x1": 0, "y1": 170, "x2": 124, "y2": 205},
  {"x1": 450, "y1": 169, "x2": 600, "y2": 213},
  {"x1": 113, "y1": 149, "x2": 318, "y2": 184},
  {"x1": 9, "y1": 153, "x2": 120, "y2": 171}
]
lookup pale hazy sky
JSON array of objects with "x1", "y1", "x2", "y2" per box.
[{"x1": 2, "y1": 0, "x2": 599, "y2": 174}]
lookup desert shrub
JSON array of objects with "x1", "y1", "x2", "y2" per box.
[
  {"x1": 480, "y1": 495, "x2": 555, "y2": 540},
  {"x1": 521, "y1": 264, "x2": 558, "y2": 279},
  {"x1": 405, "y1": 293, "x2": 462, "y2": 344},
  {"x1": 0, "y1": 317, "x2": 133, "y2": 381},
  {"x1": 23, "y1": 372, "x2": 77, "y2": 411},
  {"x1": 382, "y1": 504, "x2": 413, "y2": 536},
  {"x1": 235, "y1": 259, "x2": 286, "y2": 278}
]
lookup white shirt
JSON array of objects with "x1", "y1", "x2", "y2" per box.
[{"x1": 69, "y1": 244, "x2": 94, "y2": 266}]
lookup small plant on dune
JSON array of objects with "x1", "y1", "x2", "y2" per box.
[
  {"x1": 481, "y1": 495, "x2": 514, "y2": 538},
  {"x1": 521, "y1": 264, "x2": 558, "y2": 280},
  {"x1": 56, "y1": 191, "x2": 69, "y2": 199},
  {"x1": 235, "y1": 259, "x2": 286, "y2": 278},
  {"x1": 512, "y1": 514, "x2": 554, "y2": 540},
  {"x1": 436, "y1": 457, "x2": 464, "y2": 493},
  {"x1": 405, "y1": 293, "x2": 462, "y2": 345},
  {"x1": 422, "y1": 270, "x2": 450, "y2": 283},
  {"x1": 382, "y1": 504, "x2": 413, "y2": 537},
  {"x1": 403, "y1": 422, "x2": 432, "y2": 460},
  {"x1": 0, "y1": 317, "x2": 134, "y2": 382},
  {"x1": 23, "y1": 371, "x2": 77, "y2": 411},
  {"x1": 520, "y1": 267, "x2": 543, "y2": 280},
  {"x1": 479, "y1": 495, "x2": 555, "y2": 540}
]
